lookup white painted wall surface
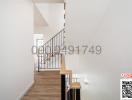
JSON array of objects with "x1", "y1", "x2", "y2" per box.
[
  {"x1": 35, "y1": 3, "x2": 64, "y2": 43},
  {"x1": 65, "y1": 0, "x2": 132, "y2": 100},
  {"x1": 0, "y1": 0, "x2": 34, "y2": 100},
  {"x1": 33, "y1": 0, "x2": 64, "y2": 3}
]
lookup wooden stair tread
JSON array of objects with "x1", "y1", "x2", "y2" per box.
[
  {"x1": 22, "y1": 71, "x2": 61, "y2": 100},
  {"x1": 22, "y1": 96, "x2": 60, "y2": 100},
  {"x1": 71, "y1": 82, "x2": 81, "y2": 89}
]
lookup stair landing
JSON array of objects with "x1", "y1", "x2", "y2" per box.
[{"x1": 22, "y1": 71, "x2": 61, "y2": 100}]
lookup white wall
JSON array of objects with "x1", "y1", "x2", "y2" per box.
[
  {"x1": 35, "y1": 3, "x2": 64, "y2": 43},
  {"x1": 0, "y1": 0, "x2": 34, "y2": 100},
  {"x1": 34, "y1": 5, "x2": 48, "y2": 34},
  {"x1": 33, "y1": 0, "x2": 64, "y2": 3},
  {"x1": 65, "y1": 0, "x2": 132, "y2": 100}
]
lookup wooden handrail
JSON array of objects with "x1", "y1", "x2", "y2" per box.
[
  {"x1": 43, "y1": 28, "x2": 65, "y2": 46},
  {"x1": 71, "y1": 82, "x2": 81, "y2": 89}
]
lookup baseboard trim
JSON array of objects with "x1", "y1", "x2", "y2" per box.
[{"x1": 17, "y1": 80, "x2": 34, "y2": 100}]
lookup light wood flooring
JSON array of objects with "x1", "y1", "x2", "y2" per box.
[{"x1": 22, "y1": 71, "x2": 61, "y2": 100}]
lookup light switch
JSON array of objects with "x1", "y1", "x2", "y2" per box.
[{"x1": 84, "y1": 76, "x2": 89, "y2": 85}]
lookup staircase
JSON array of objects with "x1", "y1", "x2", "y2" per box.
[
  {"x1": 22, "y1": 71, "x2": 61, "y2": 100},
  {"x1": 37, "y1": 28, "x2": 65, "y2": 71},
  {"x1": 23, "y1": 29, "x2": 81, "y2": 100}
]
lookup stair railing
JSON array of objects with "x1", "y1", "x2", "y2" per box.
[
  {"x1": 60, "y1": 53, "x2": 81, "y2": 100},
  {"x1": 36, "y1": 28, "x2": 81, "y2": 100},
  {"x1": 37, "y1": 28, "x2": 65, "y2": 71}
]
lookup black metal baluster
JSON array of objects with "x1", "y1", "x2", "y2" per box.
[
  {"x1": 51, "y1": 38, "x2": 53, "y2": 69},
  {"x1": 45, "y1": 44, "x2": 47, "y2": 68},
  {"x1": 58, "y1": 54, "x2": 59, "y2": 68},
  {"x1": 47, "y1": 43, "x2": 48, "y2": 69},
  {"x1": 46, "y1": 54, "x2": 48, "y2": 69},
  {"x1": 49, "y1": 41, "x2": 52, "y2": 69},
  {"x1": 54, "y1": 37, "x2": 56, "y2": 68},
  {"x1": 43, "y1": 45, "x2": 45, "y2": 69},
  {"x1": 40, "y1": 54, "x2": 42, "y2": 69},
  {"x1": 49, "y1": 41, "x2": 50, "y2": 69},
  {"x1": 38, "y1": 54, "x2": 40, "y2": 72},
  {"x1": 43, "y1": 54, "x2": 45, "y2": 69},
  {"x1": 53, "y1": 38, "x2": 55, "y2": 69}
]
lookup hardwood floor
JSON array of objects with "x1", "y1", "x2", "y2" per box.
[{"x1": 22, "y1": 71, "x2": 61, "y2": 100}]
